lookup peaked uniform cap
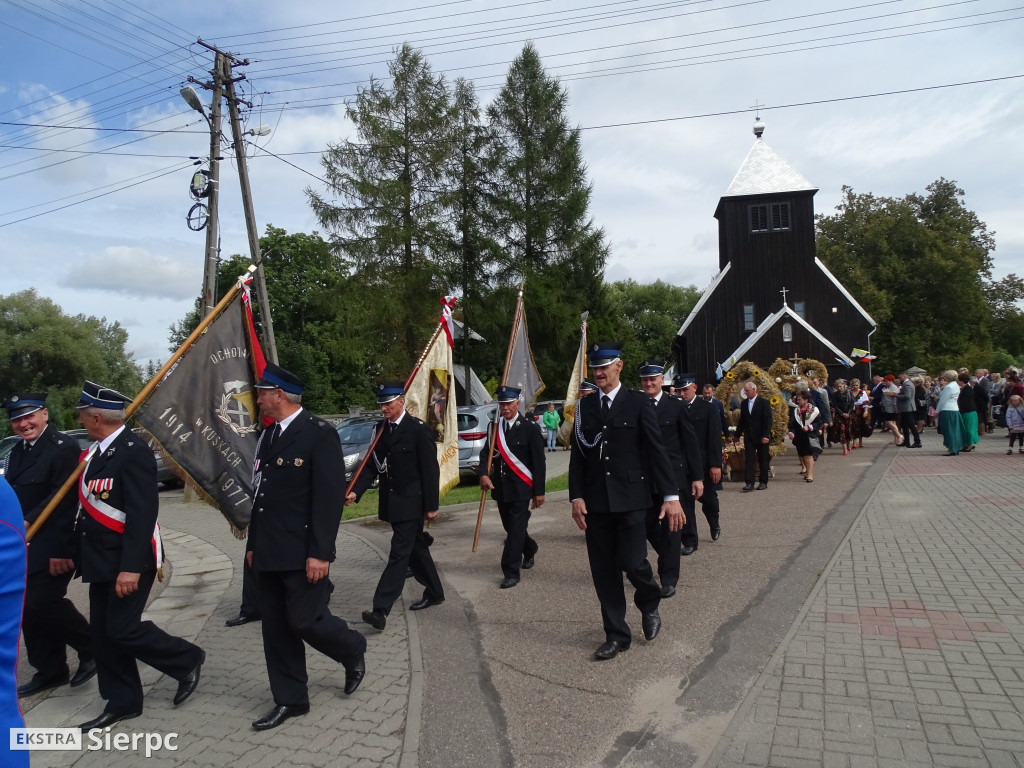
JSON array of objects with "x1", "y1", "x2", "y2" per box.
[
  {"x1": 76, "y1": 380, "x2": 132, "y2": 410},
  {"x1": 375, "y1": 381, "x2": 405, "y2": 404},
  {"x1": 588, "y1": 342, "x2": 623, "y2": 368},
  {"x1": 495, "y1": 386, "x2": 522, "y2": 403},
  {"x1": 4, "y1": 392, "x2": 47, "y2": 420},
  {"x1": 254, "y1": 363, "x2": 305, "y2": 395}
]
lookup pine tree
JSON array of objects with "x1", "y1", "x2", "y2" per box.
[
  {"x1": 307, "y1": 44, "x2": 457, "y2": 373},
  {"x1": 484, "y1": 42, "x2": 610, "y2": 393}
]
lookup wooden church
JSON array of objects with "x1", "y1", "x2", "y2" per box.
[{"x1": 673, "y1": 118, "x2": 876, "y2": 384}]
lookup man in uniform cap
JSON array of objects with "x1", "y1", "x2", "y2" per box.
[
  {"x1": 676, "y1": 377, "x2": 724, "y2": 547},
  {"x1": 74, "y1": 381, "x2": 206, "y2": 730},
  {"x1": 349, "y1": 382, "x2": 445, "y2": 631},
  {"x1": 478, "y1": 385, "x2": 546, "y2": 589},
  {"x1": 3, "y1": 392, "x2": 95, "y2": 697},
  {"x1": 569, "y1": 343, "x2": 684, "y2": 660},
  {"x1": 637, "y1": 363, "x2": 703, "y2": 597},
  {"x1": 247, "y1": 363, "x2": 367, "y2": 730}
]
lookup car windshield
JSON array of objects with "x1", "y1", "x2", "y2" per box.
[
  {"x1": 457, "y1": 414, "x2": 478, "y2": 431},
  {"x1": 0, "y1": 436, "x2": 18, "y2": 459},
  {"x1": 338, "y1": 423, "x2": 376, "y2": 445}
]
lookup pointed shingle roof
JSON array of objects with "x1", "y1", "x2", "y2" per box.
[{"x1": 722, "y1": 135, "x2": 817, "y2": 198}]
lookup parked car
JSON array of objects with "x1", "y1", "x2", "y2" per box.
[
  {"x1": 529, "y1": 400, "x2": 565, "y2": 430},
  {"x1": 0, "y1": 435, "x2": 18, "y2": 475},
  {"x1": 457, "y1": 404, "x2": 497, "y2": 480},
  {"x1": 336, "y1": 415, "x2": 381, "y2": 486}
]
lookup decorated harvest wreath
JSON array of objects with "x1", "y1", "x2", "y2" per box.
[
  {"x1": 767, "y1": 357, "x2": 829, "y2": 395},
  {"x1": 715, "y1": 360, "x2": 789, "y2": 460}
]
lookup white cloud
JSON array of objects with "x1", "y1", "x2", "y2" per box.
[{"x1": 59, "y1": 246, "x2": 196, "y2": 300}]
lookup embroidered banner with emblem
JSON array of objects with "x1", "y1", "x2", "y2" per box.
[
  {"x1": 557, "y1": 311, "x2": 588, "y2": 449},
  {"x1": 134, "y1": 284, "x2": 266, "y2": 535},
  {"x1": 404, "y1": 297, "x2": 460, "y2": 498}
]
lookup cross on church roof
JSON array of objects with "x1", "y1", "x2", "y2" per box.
[{"x1": 780, "y1": 286, "x2": 789, "y2": 305}]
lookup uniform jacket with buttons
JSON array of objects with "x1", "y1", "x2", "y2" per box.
[
  {"x1": 246, "y1": 411, "x2": 345, "y2": 571},
  {"x1": 650, "y1": 394, "x2": 703, "y2": 493},
  {"x1": 569, "y1": 388, "x2": 677, "y2": 514},
  {"x1": 78, "y1": 428, "x2": 158, "y2": 583},
  {"x1": 736, "y1": 396, "x2": 773, "y2": 444},
  {"x1": 351, "y1": 413, "x2": 439, "y2": 523},
  {"x1": 682, "y1": 396, "x2": 724, "y2": 473},
  {"x1": 4, "y1": 425, "x2": 80, "y2": 575},
  {"x1": 477, "y1": 414, "x2": 546, "y2": 503}
]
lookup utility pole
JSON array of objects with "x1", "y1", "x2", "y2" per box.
[
  {"x1": 189, "y1": 39, "x2": 279, "y2": 364},
  {"x1": 223, "y1": 61, "x2": 278, "y2": 364},
  {"x1": 200, "y1": 53, "x2": 224, "y2": 317}
]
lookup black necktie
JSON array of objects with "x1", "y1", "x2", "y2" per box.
[
  {"x1": 503, "y1": 420, "x2": 510, "y2": 436},
  {"x1": 650, "y1": 397, "x2": 657, "y2": 407},
  {"x1": 602, "y1": 395, "x2": 611, "y2": 419},
  {"x1": 389, "y1": 421, "x2": 397, "y2": 435}
]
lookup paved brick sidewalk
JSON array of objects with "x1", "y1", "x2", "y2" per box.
[
  {"x1": 709, "y1": 444, "x2": 1024, "y2": 767},
  {"x1": 20, "y1": 496, "x2": 419, "y2": 768}
]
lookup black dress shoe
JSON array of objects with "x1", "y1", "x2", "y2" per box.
[
  {"x1": 681, "y1": 544, "x2": 697, "y2": 556},
  {"x1": 409, "y1": 595, "x2": 444, "y2": 611},
  {"x1": 711, "y1": 527, "x2": 721, "y2": 541},
  {"x1": 500, "y1": 577, "x2": 520, "y2": 589},
  {"x1": 70, "y1": 659, "x2": 97, "y2": 688},
  {"x1": 660, "y1": 585, "x2": 676, "y2": 598},
  {"x1": 362, "y1": 609, "x2": 386, "y2": 630},
  {"x1": 252, "y1": 703, "x2": 310, "y2": 731},
  {"x1": 343, "y1": 654, "x2": 365, "y2": 695},
  {"x1": 173, "y1": 649, "x2": 205, "y2": 705},
  {"x1": 642, "y1": 610, "x2": 662, "y2": 641},
  {"x1": 225, "y1": 613, "x2": 260, "y2": 627},
  {"x1": 742, "y1": 483, "x2": 755, "y2": 492},
  {"x1": 521, "y1": 554, "x2": 536, "y2": 570},
  {"x1": 79, "y1": 710, "x2": 141, "y2": 730},
  {"x1": 757, "y1": 482, "x2": 768, "y2": 490},
  {"x1": 593, "y1": 640, "x2": 630, "y2": 660},
  {"x1": 17, "y1": 671, "x2": 69, "y2": 697}
]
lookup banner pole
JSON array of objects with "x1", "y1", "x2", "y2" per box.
[
  {"x1": 26, "y1": 267, "x2": 257, "y2": 542},
  {"x1": 472, "y1": 285, "x2": 524, "y2": 552}
]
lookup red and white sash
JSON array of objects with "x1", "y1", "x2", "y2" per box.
[
  {"x1": 496, "y1": 417, "x2": 533, "y2": 489},
  {"x1": 78, "y1": 447, "x2": 164, "y2": 570}
]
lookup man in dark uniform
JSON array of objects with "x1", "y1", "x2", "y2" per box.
[
  {"x1": 247, "y1": 364, "x2": 367, "y2": 731},
  {"x1": 637, "y1": 363, "x2": 702, "y2": 598},
  {"x1": 735, "y1": 381, "x2": 773, "y2": 491},
  {"x1": 677, "y1": 377, "x2": 724, "y2": 547},
  {"x1": 74, "y1": 381, "x2": 205, "y2": 730},
  {"x1": 478, "y1": 385, "x2": 546, "y2": 589},
  {"x1": 3, "y1": 393, "x2": 95, "y2": 696},
  {"x1": 569, "y1": 343, "x2": 684, "y2": 660},
  {"x1": 349, "y1": 383, "x2": 445, "y2": 631}
]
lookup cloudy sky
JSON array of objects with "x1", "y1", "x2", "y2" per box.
[{"x1": 2, "y1": 0, "x2": 1022, "y2": 365}]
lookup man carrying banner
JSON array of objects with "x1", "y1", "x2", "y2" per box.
[
  {"x1": 569, "y1": 343, "x2": 684, "y2": 660},
  {"x1": 350, "y1": 382, "x2": 445, "y2": 631},
  {"x1": 247, "y1": 364, "x2": 367, "y2": 730},
  {"x1": 3, "y1": 392, "x2": 95, "y2": 696},
  {"x1": 74, "y1": 381, "x2": 206, "y2": 730},
  {"x1": 478, "y1": 386, "x2": 546, "y2": 589}
]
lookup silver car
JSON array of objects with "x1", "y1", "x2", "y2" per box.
[
  {"x1": 457, "y1": 404, "x2": 497, "y2": 480},
  {"x1": 336, "y1": 416, "x2": 381, "y2": 486}
]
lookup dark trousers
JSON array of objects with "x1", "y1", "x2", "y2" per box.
[
  {"x1": 257, "y1": 569, "x2": 366, "y2": 707},
  {"x1": 496, "y1": 498, "x2": 537, "y2": 579},
  {"x1": 744, "y1": 439, "x2": 771, "y2": 484},
  {"x1": 373, "y1": 518, "x2": 443, "y2": 615},
  {"x1": 899, "y1": 411, "x2": 920, "y2": 446},
  {"x1": 681, "y1": 474, "x2": 720, "y2": 548},
  {"x1": 89, "y1": 572, "x2": 201, "y2": 715},
  {"x1": 23, "y1": 569, "x2": 92, "y2": 678},
  {"x1": 239, "y1": 557, "x2": 261, "y2": 618},
  {"x1": 585, "y1": 509, "x2": 661, "y2": 645},
  {"x1": 646, "y1": 494, "x2": 690, "y2": 587}
]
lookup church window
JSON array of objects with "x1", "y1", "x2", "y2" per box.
[
  {"x1": 782, "y1": 322, "x2": 793, "y2": 342},
  {"x1": 793, "y1": 301, "x2": 805, "y2": 319},
  {"x1": 749, "y1": 202, "x2": 791, "y2": 233},
  {"x1": 743, "y1": 303, "x2": 755, "y2": 331}
]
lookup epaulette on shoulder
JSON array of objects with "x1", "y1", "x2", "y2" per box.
[
  {"x1": 310, "y1": 415, "x2": 333, "y2": 430},
  {"x1": 412, "y1": 416, "x2": 425, "y2": 425}
]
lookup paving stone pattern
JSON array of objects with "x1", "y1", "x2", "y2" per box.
[{"x1": 714, "y1": 449, "x2": 1024, "y2": 767}]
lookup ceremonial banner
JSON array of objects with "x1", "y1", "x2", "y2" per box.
[
  {"x1": 135, "y1": 287, "x2": 264, "y2": 534},
  {"x1": 557, "y1": 311, "x2": 588, "y2": 448},
  {"x1": 404, "y1": 300, "x2": 460, "y2": 497},
  {"x1": 506, "y1": 305, "x2": 545, "y2": 414}
]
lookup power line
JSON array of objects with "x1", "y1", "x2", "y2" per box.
[{"x1": 0, "y1": 121, "x2": 206, "y2": 134}]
